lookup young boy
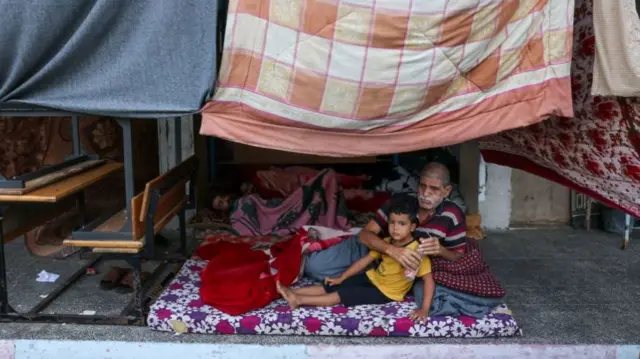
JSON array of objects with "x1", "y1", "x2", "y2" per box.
[{"x1": 277, "y1": 194, "x2": 435, "y2": 322}]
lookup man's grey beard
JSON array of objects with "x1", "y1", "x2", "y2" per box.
[{"x1": 419, "y1": 195, "x2": 443, "y2": 209}]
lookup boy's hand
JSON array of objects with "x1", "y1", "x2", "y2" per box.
[
  {"x1": 324, "y1": 277, "x2": 343, "y2": 286},
  {"x1": 409, "y1": 308, "x2": 430, "y2": 322}
]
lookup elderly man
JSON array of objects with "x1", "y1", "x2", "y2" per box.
[
  {"x1": 304, "y1": 162, "x2": 499, "y2": 313},
  {"x1": 360, "y1": 162, "x2": 466, "y2": 267}
]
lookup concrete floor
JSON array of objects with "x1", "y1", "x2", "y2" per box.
[{"x1": 0, "y1": 228, "x2": 638, "y2": 345}]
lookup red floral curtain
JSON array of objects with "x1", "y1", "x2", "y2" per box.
[{"x1": 480, "y1": 0, "x2": 640, "y2": 218}]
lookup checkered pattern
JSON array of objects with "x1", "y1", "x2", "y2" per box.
[
  {"x1": 431, "y1": 240, "x2": 506, "y2": 298},
  {"x1": 213, "y1": 0, "x2": 572, "y2": 124}
]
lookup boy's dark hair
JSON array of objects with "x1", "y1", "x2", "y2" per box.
[{"x1": 388, "y1": 194, "x2": 419, "y2": 224}]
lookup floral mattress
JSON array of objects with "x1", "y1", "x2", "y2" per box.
[{"x1": 147, "y1": 260, "x2": 522, "y2": 338}]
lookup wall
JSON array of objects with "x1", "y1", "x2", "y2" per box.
[
  {"x1": 478, "y1": 163, "x2": 570, "y2": 229},
  {"x1": 479, "y1": 163, "x2": 512, "y2": 230},
  {"x1": 509, "y1": 169, "x2": 570, "y2": 226}
]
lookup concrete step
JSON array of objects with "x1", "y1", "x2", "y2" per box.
[{"x1": 2, "y1": 341, "x2": 639, "y2": 359}]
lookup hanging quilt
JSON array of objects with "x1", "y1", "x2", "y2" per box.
[
  {"x1": 591, "y1": 0, "x2": 640, "y2": 97},
  {"x1": 201, "y1": 0, "x2": 574, "y2": 157}
]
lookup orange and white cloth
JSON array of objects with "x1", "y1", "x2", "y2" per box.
[{"x1": 201, "y1": 0, "x2": 574, "y2": 157}]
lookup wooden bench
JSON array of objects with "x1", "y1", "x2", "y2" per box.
[
  {"x1": 64, "y1": 155, "x2": 198, "y2": 256},
  {"x1": 61, "y1": 155, "x2": 197, "y2": 317}
]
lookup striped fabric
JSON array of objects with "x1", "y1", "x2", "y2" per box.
[{"x1": 201, "y1": 0, "x2": 574, "y2": 157}]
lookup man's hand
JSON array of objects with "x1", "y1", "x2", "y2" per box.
[
  {"x1": 324, "y1": 277, "x2": 343, "y2": 286},
  {"x1": 418, "y1": 237, "x2": 444, "y2": 256},
  {"x1": 409, "y1": 308, "x2": 430, "y2": 322},
  {"x1": 386, "y1": 245, "x2": 422, "y2": 270}
]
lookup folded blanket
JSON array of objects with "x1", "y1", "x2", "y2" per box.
[
  {"x1": 413, "y1": 284, "x2": 503, "y2": 319},
  {"x1": 431, "y1": 241, "x2": 505, "y2": 298}
]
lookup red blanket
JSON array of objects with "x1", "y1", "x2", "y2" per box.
[
  {"x1": 194, "y1": 232, "x2": 285, "y2": 259},
  {"x1": 198, "y1": 237, "x2": 302, "y2": 316}
]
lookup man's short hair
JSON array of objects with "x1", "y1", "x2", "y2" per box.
[
  {"x1": 421, "y1": 162, "x2": 451, "y2": 186},
  {"x1": 388, "y1": 193, "x2": 419, "y2": 224}
]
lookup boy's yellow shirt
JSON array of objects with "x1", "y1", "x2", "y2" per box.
[{"x1": 366, "y1": 237, "x2": 432, "y2": 301}]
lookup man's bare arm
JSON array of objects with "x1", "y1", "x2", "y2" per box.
[
  {"x1": 359, "y1": 219, "x2": 422, "y2": 269},
  {"x1": 358, "y1": 220, "x2": 388, "y2": 252}
]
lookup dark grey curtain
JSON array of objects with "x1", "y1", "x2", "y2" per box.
[{"x1": 0, "y1": 0, "x2": 217, "y2": 117}]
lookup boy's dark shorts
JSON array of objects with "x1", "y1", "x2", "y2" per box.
[{"x1": 323, "y1": 273, "x2": 393, "y2": 307}]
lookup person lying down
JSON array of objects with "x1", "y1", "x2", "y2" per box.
[{"x1": 277, "y1": 194, "x2": 435, "y2": 321}]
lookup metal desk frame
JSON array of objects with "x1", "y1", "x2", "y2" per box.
[{"x1": 0, "y1": 107, "x2": 187, "y2": 325}]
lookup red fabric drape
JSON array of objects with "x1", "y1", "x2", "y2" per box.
[{"x1": 480, "y1": 0, "x2": 640, "y2": 218}]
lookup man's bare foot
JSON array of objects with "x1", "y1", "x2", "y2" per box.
[{"x1": 276, "y1": 282, "x2": 300, "y2": 309}]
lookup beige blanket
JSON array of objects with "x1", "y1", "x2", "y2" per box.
[{"x1": 592, "y1": 0, "x2": 640, "y2": 96}]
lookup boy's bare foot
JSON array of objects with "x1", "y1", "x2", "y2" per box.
[
  {"x1": 276, "y1": 281, "x2": 287, "y2": 297},
  {"x1": 276, "y1": 282, "x2": 300, "y2": 309}
]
